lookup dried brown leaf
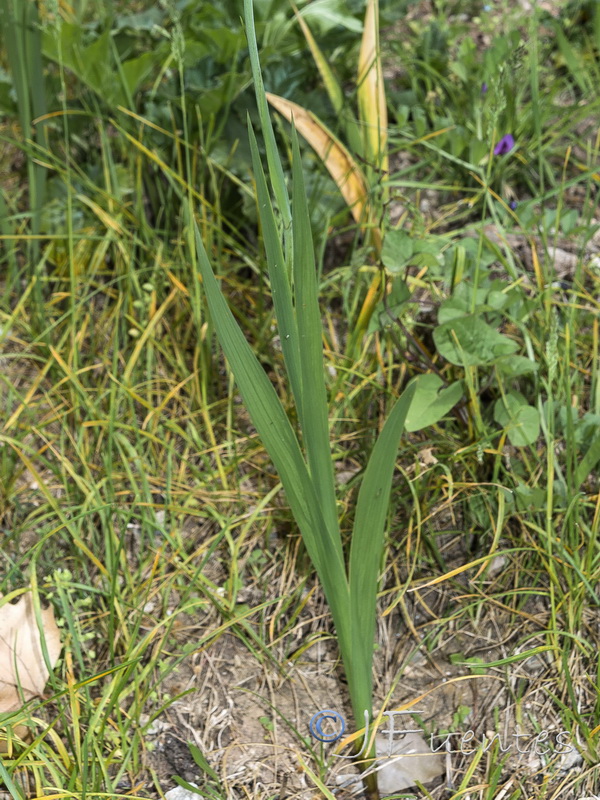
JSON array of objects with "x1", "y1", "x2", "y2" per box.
[
  {"x1": 265, "y1": 92, "x2": 370, "y2": 225},
  {"x1": 0, "y1": 592, "x2": 62, "y2": 712}
]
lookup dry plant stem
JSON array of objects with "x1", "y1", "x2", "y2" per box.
[
  {"x1": 335, "y1": 263, "x2": 383, "y2": 404},
  {"x1": 349, "y1": 269, "x2": 383, "y2": 358},
  {"x1": 362, "y1": 755, "x2": 379, "y2": 799}
]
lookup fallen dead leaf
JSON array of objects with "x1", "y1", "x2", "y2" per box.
[
  {"x1": 265, "y1": 92, "x2": 372, "y2": 229},
  {"x1": 0, "y1": 591, "x2": 62, "y2": 750},
  {"x1": 418, "y1": 447, "x2": 439, "y2": 468}
]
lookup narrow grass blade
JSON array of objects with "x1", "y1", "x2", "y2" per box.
[
  {"x1": 0, "y1": 759, "x2": 25, "y2": 800},
  {"x1": 289, "y1": 7, "x2": 363, "y2": 159},
  {"x1": 348, "y1": 382, "x2": 416, "y2": 720},
  {"x1": 297, "y1": 755, "x2": 339, "y2": 799},
  {"x1": 457, "y1": 646, "x2": 559, "y2": 667},
  {"x1": 266, "y1": 93, "x2": 371, "y2": 227},
  {"x1": 0, "y1": 0, "x2": 47, "y2": 241},
  {"x1": 290, "y1": 125, "x2": 339, "y2": 541},
  {"x1": 291, "y1": 1, "x2": 344, "y2": 114},
  {"x1": 243, "y1": 0, "x2": 291, "y2": 233},
  {"x1": 550, "y1": 19, "x2": 592, "y2": 95}
]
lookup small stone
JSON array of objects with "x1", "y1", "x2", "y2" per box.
[{"x1": 164, "y1": 784, "x2": 199, "y2": 800}]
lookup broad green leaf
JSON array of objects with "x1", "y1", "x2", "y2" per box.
[
  {"x1": 43, "y1": 25, "x2": 111, "y2": 101},
  {"x1": 514, "y1": 481, "x2": 546, "y2": 511},
  {"x1": 494, "y1": 392, "x2": 540, "y2": 446},
  {"x1": 412, "y1": 238, "x2": 445, "y2": 268},
  {"x1": 496, "y1": 355, "x2": 538, "y2": 376},
  {"x1": 114, "y1": 8, "x2": 163, "y2": 31},
  {"x1": 381, "y1": 229, "x2": 413, "y2": 273},
  {"x1": 433, "y1": 315, "x2": 518, "y2": 366},
  {"x1": 301, "y1": 0, "x2": 363, "y2": 34},
  {"x1": 42, "y1": 23, "x2": 155, "y2": 107},
  {"x1": 438, "y1": 284, "x2": 488, "y2": 323},
  {"x1": 348, "y1": 381, "x2": 415, "y2": 723},
  {"x1": 404, "y1": 375, "x2": 463, "y2": 432},
  {"x1": 120, "y1": 52, "x2": 157, "y2": 98},
  {"x1": 412, "y1": 251, "x2": 443, "y2": 268},
  {"x1": 368, "y1": 278, "x2": 410, "y2": 334},
  {"x1": 575, "y1": 412, "x2": 600, "y2": 445}
]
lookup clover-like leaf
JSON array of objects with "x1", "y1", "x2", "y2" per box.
[
  {"x1": 494, "y1": 392, "x2": 540, "y2": 446},
  {"x1": 405, "y1": 374, "x2": 463, "y2": 432}
]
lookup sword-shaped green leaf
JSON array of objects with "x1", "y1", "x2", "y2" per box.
[
  {"x1": 193, "y1": 222, "x2": 349, "y2": 630},
  {"x1": 290, "y1": 124, "x2": 340, "y2": 544},
  {"x1": 348, "y1": 381, "x2": 416, "y2": 720},
  {"x1": 248, "y1": 121, "x2": 302, "y2": 418}
]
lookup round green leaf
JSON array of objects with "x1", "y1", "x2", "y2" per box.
[
  {"x1": 494, "y1": 392, "x2": 540, "y2": 446},
  {"x1": 381, "y1": 230, "x2": 413, "y2": 273},
  {"x1": 496, "y1": 355, "x2": 538, "y2": 377},
  {"x1": 405, "y1": 374, "x2": 464, "y2": 432},
  {"x1": 433, "y1": 315, "x2": 518, "y2": 366}
]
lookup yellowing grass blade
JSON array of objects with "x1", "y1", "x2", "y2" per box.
[
  {"x1": 290, "y1": 2, "x2": 344, "y2": 115},
  {"x1": 357, "y1": 0, "x2": 388, "y2": 180},
  {"x1": 266, "y1": 93, "x2": 371, "y2": 227},
  {"x1": 290, "y1": 5, "x2": 364, "y2": 159}
]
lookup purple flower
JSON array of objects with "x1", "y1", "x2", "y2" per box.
[
  {"x1": 481, "y1": 82, "x2": 488, "y2": 94},
  {"x1": 509, "y1": 200, "x2": 517, "y2": 210},
  {"x1": 494, "y1": 134, "x2": 515, "y2": 155}
]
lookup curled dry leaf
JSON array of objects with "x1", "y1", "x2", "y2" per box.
[
  {"x1": 0, "y1": 592, "x2": 62, "y2": 749},
  {"x1": 265, "y1": 92, "x2": 371, "y2": 227}
]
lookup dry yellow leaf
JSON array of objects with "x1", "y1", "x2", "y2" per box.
[
  {"x1": 265, "y1": 92, "x2": 370, "y2": 226},
  {"x1": 357, "y1": 0, "x2": 388, "y2": 176},
  {"x1": 0, "y1": 592, "x2": 62, "y2": 713}
]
